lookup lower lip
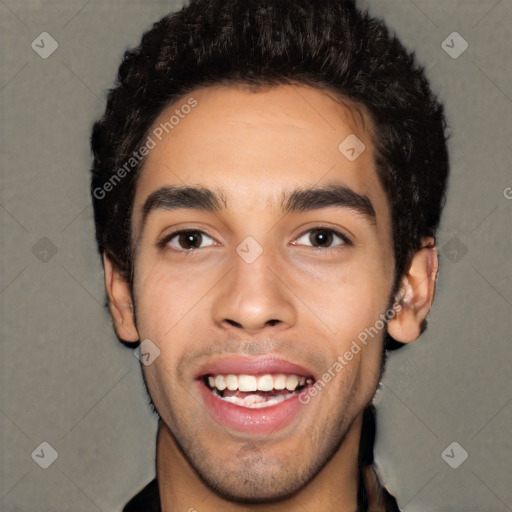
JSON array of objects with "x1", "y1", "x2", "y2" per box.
[{"x1": 197, "y1": 380, "x2": 310, "y2": 435}]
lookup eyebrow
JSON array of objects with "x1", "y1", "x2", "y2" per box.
[
  {"x1": 282, "y1": 183, "x2": 376, "y2": 224},
  {"x1": 139, "y1": 182, "x2": 376, "y2": 231},
  {"x1": 140, "y1": 185, "x2": 227, "y2": 228}
]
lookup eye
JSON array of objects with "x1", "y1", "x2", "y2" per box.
[
  {"x1": 293, "y1": 227, "x2": 352, "y2": 249},
  {"x1": 161, "y1": 230, "x2": 216, "y2": 251}
]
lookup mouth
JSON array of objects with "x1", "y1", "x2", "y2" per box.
[
  {"x1": 195, "y1": 357, "x2": 316, "y2": 435},
  {"x1": 203, "y1": 373, "x2": 314, "y2": 409}
]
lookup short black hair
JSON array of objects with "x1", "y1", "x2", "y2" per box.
[{"x1": 90, "y1": 0, "x2": 450, "y2": 349}]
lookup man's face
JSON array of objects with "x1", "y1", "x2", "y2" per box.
[{"x1": 129, "y1": 84, "x2": 395, "y2": 501}]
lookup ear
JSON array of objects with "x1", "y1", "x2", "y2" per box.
[
  {"x1": 103, "y1": 253, "x2": 139, "y2": 342},
  {"x1": 387, "y1": 237, "x2": 439, "y2": 343}
]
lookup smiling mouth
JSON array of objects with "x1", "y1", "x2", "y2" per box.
[{"x1": 203, "y1": 373, "x2": 314, "y2": 409}]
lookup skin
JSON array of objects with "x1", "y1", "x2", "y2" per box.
[{"x1": 104, "y1": 84, "x2": 439, "y2": 511}]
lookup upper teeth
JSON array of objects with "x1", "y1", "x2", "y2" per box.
[{"x1": 208, "y1": 374, "x2": 307, "y2": 392}]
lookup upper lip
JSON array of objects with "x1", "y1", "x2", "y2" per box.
[{"x1": 195, "y1": 355, "x2": 316, "y2": 380}]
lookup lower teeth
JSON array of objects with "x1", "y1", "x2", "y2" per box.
[{"x1": 212, "y1": 389, "x2": 296, "y2": 409}]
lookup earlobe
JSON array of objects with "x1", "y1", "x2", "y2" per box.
[
  {"x1": 103, "y1": 253, "x2": 139, "y2": 342},
  {"x1": 387, "y1": 237, "x2": 439, "y2": 344}
]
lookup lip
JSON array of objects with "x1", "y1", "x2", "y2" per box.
[
  {"x1": 197, "y1": 379, "x2": 313, "y2": 435},
  {"x1": 194, "y1": 355, "x2": 316, "y2": 380},
  {"x1": 195, "y1": 356, "x2": 316, "y2": 435}
]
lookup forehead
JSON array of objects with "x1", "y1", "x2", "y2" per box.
[{"x1": 132, "y1": 84, "x2": 389, "y2": 233}]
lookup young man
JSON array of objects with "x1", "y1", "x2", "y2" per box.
[{"x1": 90, "y1": 1, "x2": 449, "y2": 510}]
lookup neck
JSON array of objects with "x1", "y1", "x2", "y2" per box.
[{"x1": 156, "y1": 412, "x2": 363, "y2": 512}]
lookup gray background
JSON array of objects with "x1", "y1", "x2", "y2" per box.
[{"x1": 1, "y1": 0, "x2": 511, "y2": 511}]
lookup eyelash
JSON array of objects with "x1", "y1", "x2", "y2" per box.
[{"x1": 157, "y1": 227, "x2": 353, "y2": 252}]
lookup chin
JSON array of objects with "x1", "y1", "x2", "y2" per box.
[{"x1": 199, "y1": 469, "x2": 311, "y2": 504}]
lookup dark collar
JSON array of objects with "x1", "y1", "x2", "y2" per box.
[{"x1": 122, "y1": 477, "x2": 160, "y2": 512}]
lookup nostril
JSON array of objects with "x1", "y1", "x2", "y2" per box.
[
  {"x1": 225, "y1": 319, "x2": 243, "y2": 328},
  {"x1": 266, "y1": 319, "x2": 280, "y2": 326}
]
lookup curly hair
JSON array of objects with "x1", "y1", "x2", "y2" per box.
[{"x1": 90, "y1": 0, "x2": 449, "y2": 349}]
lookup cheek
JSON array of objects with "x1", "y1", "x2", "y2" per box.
[
  {"x1": 289, "y1": 267, "x2": 391, "y2": 386},
  {"x1": 132, "y1": 257, "x2": 212, "y2": 339},
  {"x1": 288, "y1": 259, "x2": 391, "y2": 340}
]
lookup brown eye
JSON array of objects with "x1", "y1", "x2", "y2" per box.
[
  {"x1": 309, "y1": 229, "x2": 334, "y2": 248},
  {"x1": 178, "y1": 232, "x2": 203, "y2": 249},
  {"x1": 294, "y1": 227, "x2": 352, "y2": 249},
  {"x1": 164, "y1": 230, "x2": 215, "y2": 250}
]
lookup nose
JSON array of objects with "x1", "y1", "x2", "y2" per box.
[{"x1": 210, "y1": 247, "x2": 298, "y2": 333}]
